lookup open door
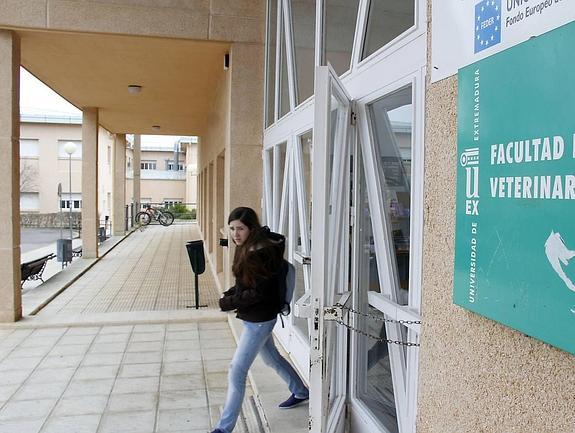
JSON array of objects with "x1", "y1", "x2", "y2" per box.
[{"x1": 308, "y1": 65, "x2": 353, "y2": 433}]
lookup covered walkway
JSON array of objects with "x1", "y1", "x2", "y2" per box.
[{"x1": 0, "y1": 224, "x2": 308, "y2": 433}]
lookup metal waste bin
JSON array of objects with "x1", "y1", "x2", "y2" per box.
[
  {"x1": 57, "y1": 238, "x2": 73, "y2": 263},
  {"x1": 185, "y1": 240, "x2": 206, "y2": 309},
  {"x1": 186, "y1": 240, "x2": 206, "y2": 275}
]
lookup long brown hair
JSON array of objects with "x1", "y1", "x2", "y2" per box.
[{"x1": 228, "y1": 207, "x2": 281, "y2": 287}]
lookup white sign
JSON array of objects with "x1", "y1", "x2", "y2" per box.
[{"x1": 431, "y1": 0, "x2": 575, "y2": 83}]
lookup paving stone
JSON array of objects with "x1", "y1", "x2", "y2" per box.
[
  {"x1": 98, "y1": 410, "x2": 155, "y2": 433},
  {"x1": 162, "y1": 361, "x2": 203, "y2": 376},
  {"x1": 64, "y1": 379, "x2": 115, "y2": 397},
  {"x1": 129, "y1": 333, "x2": 165, "y2": 343},
  {"x1": 0, "y1": 419, "x2": 44, "y2": 433},
  {"x1": 160, "y1": 374, "x2": 205, "y2": 392},
  {"x1": 126, "y1": 341, "x2": 163, "y2": 353},
  {"x1": 52, "y1": 395, "x2": 109, "y2": 416},
  {"x1": 118, "y1": 363, "x2": 161, "y2": 378},
  {"x1": 41, "y1": 414, "x2": 101, "y2": 433},
  {"x1": 112, "y1": 377, "x2": 159, "y2": 394},
  {"x1": 0, "y1": 398, "x2": 56, "y2": 420},
  {"x1": 27, "y1": 367, "x2": 76, "y2": 384},
  {"x1": 107, "y1": 392, "x2": 157, "y2": 412},
  {"x1": 163, "y1": 350, "x2": 202, "y2": 363},
  {"x1": 14, "y1": 381, "x2": 68, "y2": 400},
  {"x1": 157, "y1": 408, "x2": 210, "y2": 431},
  {"x1": 38, "y1": 355, "x2": 84, "y2": 369},
  {"x1": 82, "y1": 353, "x2": 124, "y2": 366},
  {"x1": 123, "y1": 351, "x2": 162, "y2": 364},
  {"x1": 201, "y1": 348, "x2": 236, "y2": 361},
  {"x1": 73, "y1": 365, "x2": 120, "y2": 380},
  {"x1": 48, "y1": 344, "x2": 91, "y2": 356},
  {"x1": 158, "y1": 389, "x2": 208, "y2": 410}
]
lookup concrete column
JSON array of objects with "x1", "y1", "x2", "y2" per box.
[
  {"x1": 132, "y1": 134, "x2": 141, "y2": 211},
  {"x1": 224, "y1": 43, "x2": 264, "y2": 289},
  {"x1": 112, "y1": 134, "x2": 126, "y2": 236},
  {"x1": 207, "y1": 162, "x2": 214, "y2": 252},
  {"x1": 0, "y1": 31, "x2": 21, "y2": 322},
  {"x1": 215, "y1": 153, "x2": 225, "y2": 273},
  {"x1": 81, "y1": 107, "x2": 99, "y2": 259}
]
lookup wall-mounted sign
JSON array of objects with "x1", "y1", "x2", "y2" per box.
[
  {"x1": 454, "y1": 22, "x2": 575, "y2": 355},
  {"x1": 431, "y1": 0, "x2": 575, "y2": 82}
]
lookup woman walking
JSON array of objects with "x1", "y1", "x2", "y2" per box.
[{"x1": 210, "y1": 207, "x2": 309, "y2": 433}]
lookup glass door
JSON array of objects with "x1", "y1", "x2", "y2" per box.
[
  {"x1": 308, "y1": 65, "x2": 353, "y2": 433},
  {"x1": 350, "y1": 83, "x2": 422, "y2": 433}
]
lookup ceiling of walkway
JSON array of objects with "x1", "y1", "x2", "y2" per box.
[{"x1": 18, "y1": 30, "x2": 230, "y2": 136}]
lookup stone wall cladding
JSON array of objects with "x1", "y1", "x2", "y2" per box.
[
  {"x1": 417, "y1": 22, "x2": 575, "y2": 433},
  {"x1": 21, "y1": 212, "x2": 81, "y2": 228},
  {"x1": 0, "y1": 0, "x2": 264, "y2": 43}
]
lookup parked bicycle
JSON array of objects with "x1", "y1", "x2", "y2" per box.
[{"x1": 135, "y1": 204, "x2": 174, "y2": 226}]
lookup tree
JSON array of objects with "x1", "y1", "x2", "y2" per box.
[{"x1": 20, "y1": 160, "x2": 39, "y2": 192}]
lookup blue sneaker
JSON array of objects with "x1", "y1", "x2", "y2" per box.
[{"x1": 278, "y1": 394, "x2": 309, "y2": 409}]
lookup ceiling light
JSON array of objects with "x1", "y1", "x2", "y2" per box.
[
  {"x1": 127, "y1": 84, "x2": 142, "y2": 94},
  {"x1": 152, "y1": 125, "x2": 161, "y2": 132}
]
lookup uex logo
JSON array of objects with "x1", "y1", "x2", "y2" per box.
[{"x1": 475, "y1": 0, "x2": 502, "y2": 53}]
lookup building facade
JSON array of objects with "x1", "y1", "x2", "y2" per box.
[
  {"x1": 0, "y1": 1, "x2": 573, "y2": 433},
  {"x1": 19, "y1": 116, "x2": 196, "y2": 224}
]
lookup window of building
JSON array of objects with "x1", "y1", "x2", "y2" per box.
[
  {"x1": 20, "y1": 139, "x2": 40, "y2": 158},
  {"x1": 279, "y1": 8, "x2": 291, "y2": 118},
  {"x1": 166, "y1": 160, "x2": 185, "y2": 171},
  {"x1": 57, "y1": 140, "x2": 82, "y2": 158},
  {"x1": 163, "y1": 199, "x2": 183, "y2": 207},
  {"x1": 292, "y1": 0, "x2": 316, "y2": 105},
  {"x1": 60, "y1": 193, "x2": 83, "y2": 209},
  {"x1": 20, "y1": 192, "x2": 39, "y2": 211},
  {"x1": 141, "y1": 160, "x2": 157, "y2": 170},
  {"x1": 265, "y1": 0, "x2": 278, "y2": 127},
  {"x1": 361, "y1": 0, "x2": 416, "y2": 60},
  {"x1": 326, "y1": 0, "x2": 361, "y2": 76}
]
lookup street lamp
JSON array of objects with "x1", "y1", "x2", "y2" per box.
[{"x1": 64, "y1": 141, "x2": 77, "y2": 243}]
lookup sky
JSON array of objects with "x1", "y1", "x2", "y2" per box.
[{"x1": 20, "y1": 68, "x2": 187, "y2": 147}]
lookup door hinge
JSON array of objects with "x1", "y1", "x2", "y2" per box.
[{"x1": 350, "y1": 111, "x2": 357, "y2": 126}]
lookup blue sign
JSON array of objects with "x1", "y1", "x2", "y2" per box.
[{"x1": 475, "y1": 0, "x2": 502, "y2": 53}]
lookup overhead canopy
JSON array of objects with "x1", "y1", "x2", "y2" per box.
[{"x1": 18, "y1": 29, "x2": 230, "y2": 136}]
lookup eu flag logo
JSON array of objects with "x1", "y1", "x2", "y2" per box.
[{"x1": 475, "y1": 0, "x2": 501, "y2": 53}]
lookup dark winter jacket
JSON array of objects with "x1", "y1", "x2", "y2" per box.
[{"x1": 219, "y1": 229, "x2": 286, "y2": 322}]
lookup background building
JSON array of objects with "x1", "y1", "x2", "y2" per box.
[{"x1": 19, "y1": 114, "x2": 197, "y2": 226}]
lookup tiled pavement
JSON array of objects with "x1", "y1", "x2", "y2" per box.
[
  {"x1": 36, "y1": 224, "x2": 220, "y2": 316},
  {"x1": 0, "y1": 223, "x2": 308, "y2": 433},
  {"x1": 0, "y1": 321, "x2": 245, "y2": 433}
]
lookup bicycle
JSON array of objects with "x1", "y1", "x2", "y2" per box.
[{"x1": 135, "y1": 204, "x2": 174, "y2": 227}]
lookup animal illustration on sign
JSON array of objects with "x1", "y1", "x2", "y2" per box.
[{"x1": 544, "y1": 231, "x2": 575, "y2": 313}]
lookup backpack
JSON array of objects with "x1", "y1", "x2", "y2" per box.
[
  {"x1": 279, "y1": 259, "x2": 296, "y2": 316},
  {"x1": 263, "y1": 227, "x2": 295, "y2": 318}
]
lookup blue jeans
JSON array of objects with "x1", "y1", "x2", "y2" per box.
[{"x1": 216, "y1": 318, "x2": 309, "y2": 433}]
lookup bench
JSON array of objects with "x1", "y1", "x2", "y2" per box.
[
  {"x1": 21, "y1": 253, "x2": 55, "y2": 288},
  {"x1": 72, "y1": 246, "x2": 82, "y2": 257}
]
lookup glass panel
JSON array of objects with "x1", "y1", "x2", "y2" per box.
[
  {"x1": 292, "y1": 0, "x2": 316, "y2": 104},
  {"x1": 293, "y1": 260, "x2": 309, "y2": 340},
  {"x1": 356, "y1": 156, "x2": 399, "y2": 433},
  {"x1": 325, "y1": 0, "x2": 360, "y2": 76},
  {"x1": 300, "y1": 130, "x2": 313, "y2": 253},
  {"x1": 276, "y1": 142, "x2": 288, "y2": 234},
  {"x1": 265, "y1": 0, "x2": 278, "y2": 127},
  {"x1": 265, "y1": 148, "x2": 274, "y2": 226},
  {"x1": 369, "y1": 85, "x2": 413, "y2": 305},
  {"x1": 279, "y1": 12, "x2": 290, "y2": 118},
  {"x1": 362, "y1": 0, "x2": 416, "y2": 60}
]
